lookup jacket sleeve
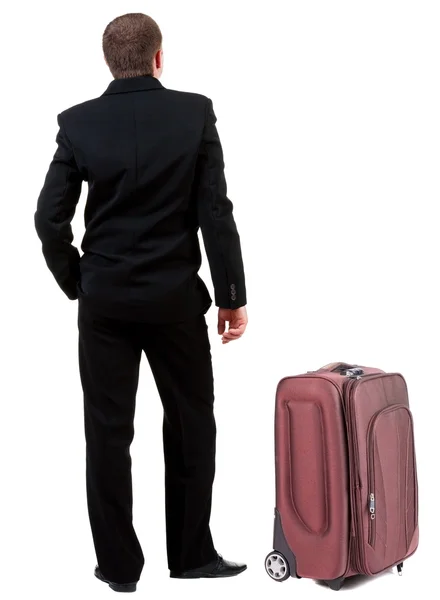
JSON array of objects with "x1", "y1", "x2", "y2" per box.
[
  {"x1": 195, "y1": 98, "x2": 247, "y2": 309},
  {"x1": 34, "y1": 113, "x2": 82, "y2": 300}
]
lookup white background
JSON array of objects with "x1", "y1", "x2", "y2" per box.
[{"x1": 2, "y1": 0, "x2": 440, "y2": 598}]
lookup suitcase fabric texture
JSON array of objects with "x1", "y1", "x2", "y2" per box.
[{"x1": 266, "y1": 362, "x2": 419, "y2": 590}]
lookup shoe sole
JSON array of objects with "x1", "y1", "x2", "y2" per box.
[
  {"x1": 170, "y1": 565, "x2": 247, "y2": 579},
  {"x1": 94, "y1": 570, "x2": 137, "y2": 592}
]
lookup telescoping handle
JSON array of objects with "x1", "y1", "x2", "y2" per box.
[{"x1": 317, "y1": 362, "x2": 364, "y2": 377}]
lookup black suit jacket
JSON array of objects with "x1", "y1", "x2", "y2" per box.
[{"x1": 34, "y1": 75, "x2": 246, "y2": 322}]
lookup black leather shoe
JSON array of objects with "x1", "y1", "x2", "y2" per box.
[
  {"x1": 94, "y1": 566, "x2": 138, "y2": 592},
  {"x1": 170, "y1": 554, "x2": 247, "y2": 579}
]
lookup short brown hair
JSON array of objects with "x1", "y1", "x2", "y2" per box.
[{"x1": 103, "y1": 13, "x2": 162, "y2": 79}]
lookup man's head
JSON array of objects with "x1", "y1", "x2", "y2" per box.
[{"x1": 103, "y1": 13, "x2": 163, "y2": 80}]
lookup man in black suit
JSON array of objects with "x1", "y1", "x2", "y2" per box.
[{"x1": 34, "y1": 12, "x2": 247, "y2": 592}]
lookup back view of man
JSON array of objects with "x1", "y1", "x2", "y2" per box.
[{"x1": 34, "y1": 13, "x2": 247, "y2": 592}]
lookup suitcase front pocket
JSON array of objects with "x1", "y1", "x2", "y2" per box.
[{"x1": 366, "y1": 405, "x2": 417, "y2": 561}]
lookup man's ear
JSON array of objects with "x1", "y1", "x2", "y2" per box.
[{"x1": 155, "y1": 48, "x2": 163, "y2": 69}]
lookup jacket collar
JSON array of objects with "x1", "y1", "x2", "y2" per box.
[{"x1": 102, "y1": 75, "x2": 164, "y2": 95}]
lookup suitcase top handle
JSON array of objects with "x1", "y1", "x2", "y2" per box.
[{"x1": 318, "y1": 362, "x2": 364, "y2": 376}]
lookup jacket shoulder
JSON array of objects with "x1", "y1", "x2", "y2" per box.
[
  {"x1": 163, "y1": 88, "x2": 210, "y2": 106},
  {"x1": 59, "y1": 97, "x2": 103, "y2": 121}
]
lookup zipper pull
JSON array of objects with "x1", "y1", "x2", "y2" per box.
[{"x1": 369, "y1": 493, "x2": 375, "y2": 519}]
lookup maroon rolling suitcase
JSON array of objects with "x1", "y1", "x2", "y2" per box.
[{"x1": 266, "y1": 362, "x2": 419, "y2": 590}]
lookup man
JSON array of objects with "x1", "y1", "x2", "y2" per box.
[{"x1": 34, "y1": 12, "x2": 248, "y2": 593}]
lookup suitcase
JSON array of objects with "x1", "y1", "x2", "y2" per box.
[{"x1": 265, "y1": 362, "x2": 419, "y2": 590}]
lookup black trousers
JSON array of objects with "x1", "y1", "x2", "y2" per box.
[{"x1": 77, "y1": 299, "x2": 218, "y2": 583}]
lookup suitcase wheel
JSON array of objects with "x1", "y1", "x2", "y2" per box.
[{"x1": 265, "y1": 551, "x2": 290, "y2": 582}]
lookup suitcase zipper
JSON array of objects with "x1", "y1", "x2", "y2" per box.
[
  {"x1": 367, "y1": 411, "x2": 380, "y2": 548},
  {"x1": 343, "y1": 376, "x2": 364, "y2": 573},
  {"x1": 368, "y1": 493, "x2": 376, "y2": 546},
  {"x1": 344, "y1": 373, "x2": 379, "y2": 575}
]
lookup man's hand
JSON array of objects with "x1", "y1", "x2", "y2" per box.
[{"x1": 218, "y1": 306, "x2": 248, "y2": 344}]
